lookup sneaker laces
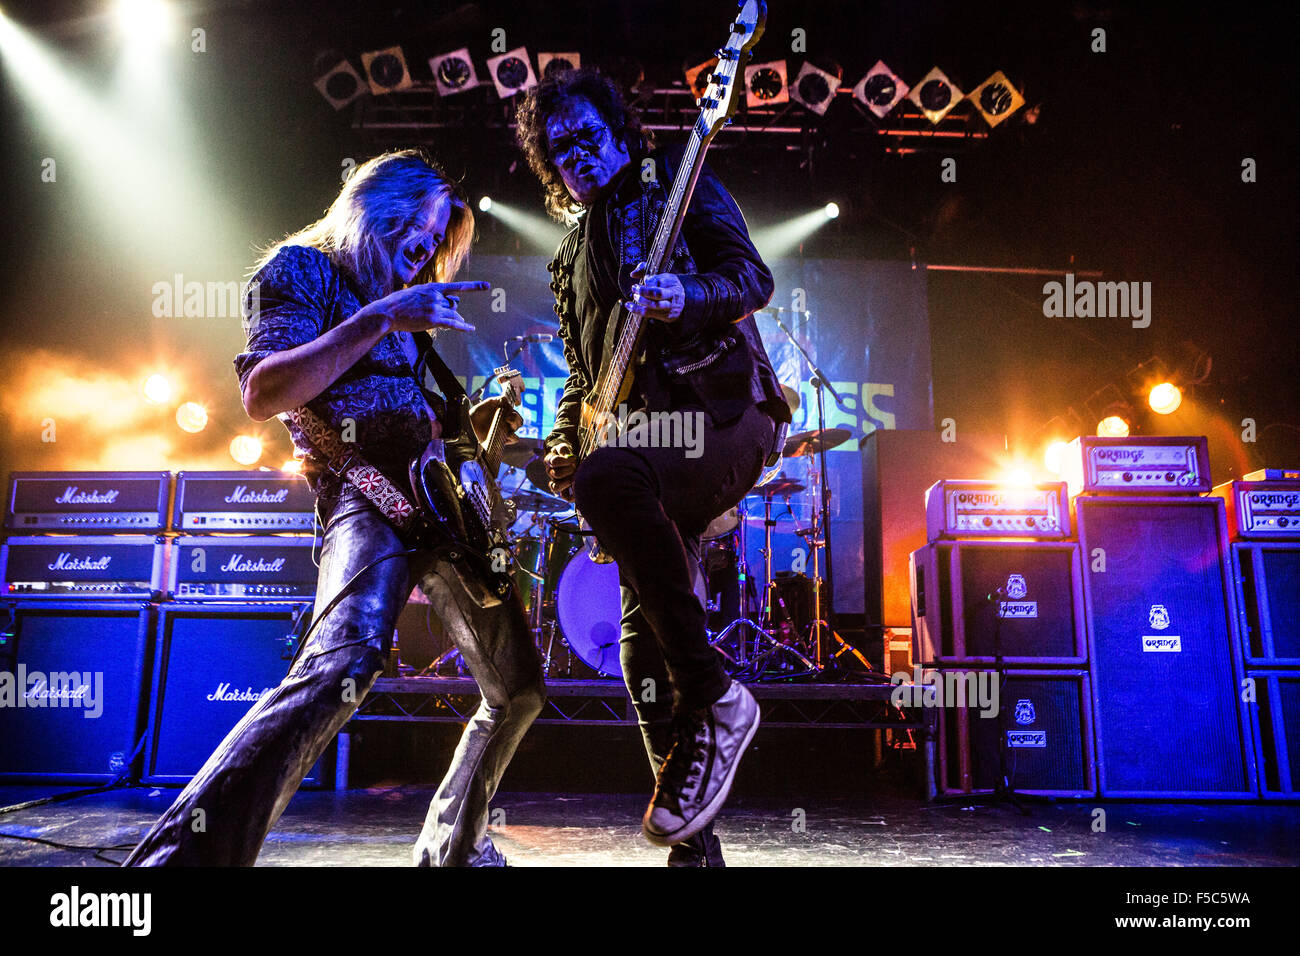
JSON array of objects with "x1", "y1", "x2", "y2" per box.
[{"x1": 660, "y1": 709, "x2": 711, "y2": 804}]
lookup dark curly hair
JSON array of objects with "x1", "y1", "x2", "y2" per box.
[{"x1": 515, "y1": 67, "x2": 655, "y2": 222}]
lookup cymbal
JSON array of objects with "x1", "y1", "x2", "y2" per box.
[
  {"x1": 508, "y1": 490, "x2": 572, "y2": 514},
  {"x1": 783, "y1": 427, "x2": 852, "y2": 457},
  {"x1": 749, "y1": 476, "x2": 806, "y2": 497},
  {"x1": 525, "y1": 456, "x2": 550, "y2": 491},
  {"x1": 501, "y1": 437, "x2": 543, "y2": 468},
  {"x1": 780, "y1": 383, "x2": 800, "y2": 413}
]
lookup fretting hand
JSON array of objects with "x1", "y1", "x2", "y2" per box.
[{"x1": 625, "y1": 262, "x2": 685, "y2": 323}]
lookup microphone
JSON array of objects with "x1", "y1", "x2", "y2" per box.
[
  {"x1": 756, "y1": 306, "x2": 812, "y2": 317},
  {"x1": 510, "y1": 333, "x2": 554, "y2": 344}
]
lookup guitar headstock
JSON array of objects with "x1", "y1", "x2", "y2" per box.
[
  {"x1": 697, "y1": 1, "x2": 768, "y2": 139},
  {"x1": 493, "y1": 365, "x2": 525, "y2": 406}
]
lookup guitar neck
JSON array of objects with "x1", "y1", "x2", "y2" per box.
[{"x1": 581, "y1": 128, "x2": 710, "y2": 459}]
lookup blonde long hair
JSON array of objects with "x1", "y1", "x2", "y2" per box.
[{"x1": 253, "y1": 149, "x2": 475, "y2": 297}]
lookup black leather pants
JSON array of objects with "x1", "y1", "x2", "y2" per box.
[{"x1": 123, "y1": 486, "x2": 544, "y2": 867}]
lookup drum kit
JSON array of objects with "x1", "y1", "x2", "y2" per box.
[{"x1": 418, "y1": 382, "x2": 868, "y2": 681}]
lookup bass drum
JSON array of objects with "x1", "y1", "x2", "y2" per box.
[{"x1": 556, "y1": 551, "x2": 708, "y2": 678}]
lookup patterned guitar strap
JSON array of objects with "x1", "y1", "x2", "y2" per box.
[{"x1": 283, "y1": 405, "x2": 422, "y2": 538}]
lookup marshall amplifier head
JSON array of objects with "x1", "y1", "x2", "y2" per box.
[
  {"x1": 1214, "y1": 480, "x2": 1300, "y2": 539},
  {"x1": 1063, "y1": 435, "x2": 1211, "y2": 496},
  {"x1": 924, "y1": 480, "x2": 1069, "y2": 541},
  {"x1": 173, "y1": 470, "x2": 316, "y2": 533},
  {"x1": 168, "y1": 535, "x2": 321, "y2": 601},
  {"x1": 0, "y1": 536, "x2": 164, "y2": 600},
  {"x1": 5, "y1": 471, "x2": 170, "y2": 532}
]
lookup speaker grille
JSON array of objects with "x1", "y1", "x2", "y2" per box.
[
  {"x1": 1261, "y1": 549, "x2": 1300, "y2": 659},
  {"x1": 938, "y1": 669, "x2": 1093, "y2": 796},
  {"x1": 1079, "y1": 498, "x2": 1252, "y2": 796},
  {"x1": 145, "y1": 603, "x2": 324, "y2": 785},
  {"x1": 0, "y1": 602, "x2": 152, "y2": 781}
]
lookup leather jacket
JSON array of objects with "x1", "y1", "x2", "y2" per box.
[{"x1": 545, "y1": 146, "x2": 791, "y2": 455}]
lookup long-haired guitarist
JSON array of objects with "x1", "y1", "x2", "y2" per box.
[
  {"x1": 124, "y1": 150, "x2": 544, "y2": 868},
  {"x1": 518, "y1": 66, "x2": 792, "y2": 864}
]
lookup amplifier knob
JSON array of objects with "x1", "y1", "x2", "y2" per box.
[
  {"x1": 1281, "y1": 517, "x2": 1291, "y2": 528},
  {"x1": 1165, "y1": 472, "x2": 1175, "y2": 481},
  {"x1": 982, "y1": 517, "x2": 993, "y2": 528},
  {"x1": 1123, "y1": 472, "x2": 1133, "y2": 482},
  {"x1": 1026, "y1": 516, "x2": 1036, "y2": 527}
]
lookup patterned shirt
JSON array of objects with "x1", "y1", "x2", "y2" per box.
[{"x1": 233, "y1": 245, "x2": 437, "y2": 499}]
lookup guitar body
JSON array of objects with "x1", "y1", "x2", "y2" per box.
[{"x1": 407, "y1": 369, "x2": 521, "y2": 562}]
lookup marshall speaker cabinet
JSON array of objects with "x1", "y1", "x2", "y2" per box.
[
  {"x1": 910, "y1": 541, "x2": 1086, "y2": 666},
  {"x1": 931, "y1": 668, "x2": 1096, "y2": 797},
  {"x1": 0, "y1": 600, "x2": 154, "y2": 782},
  {"x1": 1076, "y1": 496, "x2": 1256, "y2": 797},
  {"x1": 144, "y1": 602, "x2": 327, "y2": 786}
]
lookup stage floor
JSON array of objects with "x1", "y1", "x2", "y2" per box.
[{"x1": 1, "y1": 785, "x2": 1297, "y2": 867}]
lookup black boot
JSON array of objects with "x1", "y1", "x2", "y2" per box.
[{"x1": 666, "y1": 822, "x2": 726, "y2": 867}]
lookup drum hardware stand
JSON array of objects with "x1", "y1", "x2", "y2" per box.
[
  {"x1": 709, "y1": 491, "x2": 817, "y2": 678},
  {"x1": 772, "y1": 312, "x2": 871, "y2": 676}
]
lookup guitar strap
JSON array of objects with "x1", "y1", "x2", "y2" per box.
[
  {"x1": 283, "y1": 404, "x2": 422, "y2": 537},
  {"x1": 411, "y1": 330, "x2": 467, "y2": 437}
]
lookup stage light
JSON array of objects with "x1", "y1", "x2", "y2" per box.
[
  {"x1": 143, "y1": 373, "x2": 172, "y2": 404},
  {"x1": 475, "y1": 196, "x2": 566, "y2": 251},
  {"x1": 1097, "y1": 415, "x2": 1130, "y2": 438},
  {"x1": 853, "y1": 60, "x2": 909, "y2": 119},
  {"x1": 1000, "y1": 463, "x2": 1035, "y2": 487},
  {"x1": 114, "y1": 0, "x2": 172, "y2": 42},
  {"x1": 537, "y1": 52, "x2": 580, "y2": 78},
  {"x1": 684, "y1": 57, "x2": 718, "y2": 99},
  {"x1": 1044, "y1": 440, "x2": 1072, "y2": 476},
  {"x1": 429, "y1": 47, "x2": 480, "y2": 97},
  {"x1": 486, "y1": 47, "x2": 537, "y2": 99},
  {"x1": 968, "y1": 70, "x2": 1024, "y2": 127},
  {"x1": 789, "y1": 62, "x2": 840, "y2": 115},
  {"x1": 361, "y1": 46, "x2": 413, "y2": 96},
  {"x1": 824, "y1": 202, "x2": 840, "y2": 220},
  {"x1": 176, "y1": 402, "x2": 207, "y2": 433},
  {"x1": 907, "y1": 67, "x2": 963, "y2": 124},
  {"x1": 230, "y1": 435, "x2": 262, "y2": 466},
  {"x1": 314, "y1": 59, "x2": 366, "y2": 111},
  {"x1": 1149, "y1": 382, "x2": 1182, "y2": 415},
  {"x1": 745, "y1": 59, "x2": 788, "y2": 108},
  {"x1": 281, "y1": 459, "x2": 303, "y2": 474},
  {"x1": 752, "y1": 205, "x2": 839, "y2": 259}
]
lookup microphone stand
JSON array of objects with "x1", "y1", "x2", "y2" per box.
[{"x1": 772, "y1": 311, "x2": 853, "y2": 671}]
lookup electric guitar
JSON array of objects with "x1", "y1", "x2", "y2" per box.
[
  {"x1": 573, "y1": 0, "x2": 767, "y2": 559},
  {"x1": 408, "y1": 365, "x2": 523, "y2": 567}
]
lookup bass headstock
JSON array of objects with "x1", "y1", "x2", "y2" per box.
[
  {"x1": 492, "y1": 364, "x2": 525, "y2": 406},
  {"x1": 697, "y1": 1, "x2": 768, "y2": 140}
]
